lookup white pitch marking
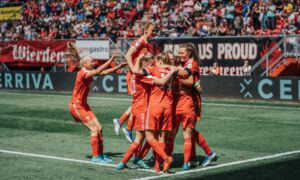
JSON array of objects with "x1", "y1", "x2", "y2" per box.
[
  {"x1": 131, "y1": 149, "x2": 300, "y2": 180},
  {"x1": 0, "y1": 149, "x2": 155, "y2": 173}
]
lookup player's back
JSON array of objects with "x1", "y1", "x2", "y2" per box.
[{"x1": 147, "y1": 66, "x2": 173, "y2": 108}]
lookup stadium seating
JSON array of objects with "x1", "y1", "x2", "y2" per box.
[{"x1": 1, "y1": 0, "x2": 300, "y2": 41}]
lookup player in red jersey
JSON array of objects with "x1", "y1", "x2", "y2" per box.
[
  {"x1": 165, "y1": 48, "x2": 200, "y2": 167},
  {"x1": 117, "y1": 53, "x2": 177, "y2": 171},
  {"x1": 141, "y1": 53, "x2": 174, "y2": 172},
  {"x1": 113, "y1": 21, "x2": 155, "y2": 142},
  {"x1": 174, "y1": 43, "x2": 216, "y2": 170},
  {"x1": 67, "y1": 44, "x2": 126, "y2": 163},
  {"x1": 139, "y1": 53, "x2": 182, "y2": 172}
]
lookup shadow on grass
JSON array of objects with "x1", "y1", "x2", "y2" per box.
[
  {"x1": 171, "y1": 153, "x2": 219, "y2": 168},
  {"x1": 173, "y1": 155, "x2": 300, "y2": 180},
  {"x1": 85, "y1": 152, "x2": 124, "y2": 159}
]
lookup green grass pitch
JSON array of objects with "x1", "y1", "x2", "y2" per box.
[{"x1": 0, "y1": 90, "x2": 299, "y2": 180}]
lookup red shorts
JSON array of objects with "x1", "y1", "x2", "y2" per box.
[
  {"x1": 126, "y1": 72, "x2": 132, "y2": 95},
  {"x1": 132, "y1": 112, "x2": 146, "y2": 131},
  {"x1": 69, "y1": 103, "x2": 96, "y2": 123},
  {"x1": 174, "y1": 112, "x2": 196, "y2": 130},
  {"x1": 145, "y1": 105, "x2": 172, "y2": 131}
]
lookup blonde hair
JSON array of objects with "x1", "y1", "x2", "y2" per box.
[
  {"x1": 65, "y1": 42, "x2": 81, "y2": 67},
  {"x1": 80, "y1": 55, "x2": 93, "y2": 67},
  {"x1": 140, "y1": 21, "x2": 154, "y2": 34}
]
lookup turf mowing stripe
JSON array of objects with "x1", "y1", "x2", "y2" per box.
[
  {"x1": 131, "y1": 149, "x2": 300, "y2": 180},
  {"x1": 0, "y1": 91, "x2": 299, "y2": 110},
  {"x1": 0, "y1": 149, "x2": 155, "y2": 173},
  {"x1": 204, "y1": 102, "x2": 300, "y2": 110}
]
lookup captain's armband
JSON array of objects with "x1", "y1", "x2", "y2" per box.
[
  {"x1": 142, "y1": 68, "x2": 149, "y2": 76},
  {"x1": 184, "y1": 68, "x2": 192, "y2": 76}
]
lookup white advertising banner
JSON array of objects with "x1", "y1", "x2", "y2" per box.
[{"x1": 75, "y1": 40, "x2": 110, "y2": 60}]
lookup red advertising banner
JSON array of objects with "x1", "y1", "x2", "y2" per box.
[{"x1": 0, "y1": 40, "x2": 70, "y2": 65}]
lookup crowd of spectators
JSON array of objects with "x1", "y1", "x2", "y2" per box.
[{"x1": 1, "y1": 0, "x2": 300, "y2": 41}]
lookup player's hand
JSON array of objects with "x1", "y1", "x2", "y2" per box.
[
  {"x1": 137, "y1": 52, "x2": 146, "y2": 61},
  {"x1": 119, "y1": 62, "x2": 128, "y2": 67},
  {"x1": 170, "y1": 66, "x2": 178, "y2": 73},
  {"x1": 178, "y1": 67, "x2": 185, "y2": 71},
  {"x1": 109, "y1": 51, "x2": 118, "y2": 61}
]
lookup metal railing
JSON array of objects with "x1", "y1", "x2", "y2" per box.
[
  {"x1": 249, "y1": 35, "x2": 300, "y2": 76},
  {"x1": 249, "y1": 37, "x2": 285, "y2": 76}
]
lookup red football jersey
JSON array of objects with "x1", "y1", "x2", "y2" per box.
[
  {"x1": 70, "y1": 69, "x2": 93, "y2": 106},
  {"x1": 176, "y1": 58, "x2": 200, "y2": 113},
  {"x1": 131, "y1": 74, "x2": 153, "y2": 114},
  {"x1": 179, "y1": 58, "x2": 200, "y2": 95},
  {"x1": 146, "y1": 66, "x2": 173, "y2": 108}
]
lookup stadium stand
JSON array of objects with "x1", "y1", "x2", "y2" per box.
[{"x1": 1, "y1": 0, "x2": 300, "y2": 41}]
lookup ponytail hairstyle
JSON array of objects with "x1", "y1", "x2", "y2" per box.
[
  {"x1": 156, "y1": 52, "x2": 172, "y2": 65},
  {"x1": 179, "y1": 43, "x2": 200, "y2": 62},
  {"x1": 65, "y1": 42, "x2": 93, "y2": 68},
  {"x1": 65, "y1": 42, "x2": 81, "y2": 67}
]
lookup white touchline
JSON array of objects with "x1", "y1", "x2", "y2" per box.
[
  {"x1": 131, "y1": 149, "x2": 300, "y2": 180},
  {"x1": 0, "y1": 149, "x2": 155, "y2": 173},
  {"x1": 0, "y1": 92, "x2": 299, "y2": 110},
  {"x1": 1, "y1": 149, "x2": 300, "y2": 179}
]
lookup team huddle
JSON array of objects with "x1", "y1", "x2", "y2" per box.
[{"x1": 68, "y1": 21, "x2": 216, "y2": 173}]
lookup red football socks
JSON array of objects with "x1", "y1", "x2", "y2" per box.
[
  {"x1": 98, "y1": 132, "x2": 103, "y2": 155},
  {"x1": 148, "y1": 138, "x2": 168, "y2": 160},
  {"x1": 126, "y1": 117, "x2": 134, "y2": 131},
  {"x1": 90, "y1": 135, "x2": 99, "y2": 157},
  {"x1": 121, "y1": 142, "x2": 139, "y2": 163},
  {"x1": 137, "y1": 142, "x2": 151, "y2": 159},
  {"x1": 119, "y1": 112, "x2": 130, "y2": 125},
  {"x1": 194, "y1": 130, "x2": 212, "y2": 155},
  {"x1": 183, "y1": 137, "x2": 192, "y2": 163}
]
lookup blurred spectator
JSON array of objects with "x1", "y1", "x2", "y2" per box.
[
  {"x1": 266, "y1": 3, "x2": 276, "y2": 30},
  {"x1": 225, "y1": 0, "x2": 235, "y2": 25},
  {"x1": 242, "y1": 60, "x2": 251, "y2": 75},
  {"x1": 211, "y1": 62, "x2": 220, "y2": 76},
  {"x1": 1, "y1": 0, "x2": 300, "y2": 41}
]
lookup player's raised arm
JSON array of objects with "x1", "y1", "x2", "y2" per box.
[
  {"x1": 125, "y1": 46, "x2": 137, "y2": 72},
  {"x1": 99, "y1": 62, "x2": 127, "y2": 75},
  {"x1": 152, "y1": 66, "x2": 178, "y2": 86},
  {"x1": 86, "y1": 52, "x2": 117, "y2": 78},
  {"x1": 132, "y1": 53, "x2": 147, "y2": 75}
]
